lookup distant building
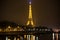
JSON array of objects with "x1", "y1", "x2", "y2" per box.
[{"x1": 0, "y1": 21, "x2": 53, "y2": 40}]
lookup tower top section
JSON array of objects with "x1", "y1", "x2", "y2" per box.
[{"x1": 29, "y1": 0, "x2": 31, "y2": 4}]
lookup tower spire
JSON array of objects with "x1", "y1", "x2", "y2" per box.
[{"x1": 26, "y1": 0, "x2": 34, "y2": 26}]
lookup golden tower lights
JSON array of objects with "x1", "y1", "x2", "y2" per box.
[{"x1": 26, "y1": 0, "x2": 34, "y2": 26}]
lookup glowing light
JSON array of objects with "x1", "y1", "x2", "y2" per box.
[
  {"x1": 17, "y1": 26, "x2": 20, "y2": 28},
  {"x1": 53, "y1": 33, "x2": 55, "y2": 40},
  {"x1": 56, "y1": 33, "x2": 58, "y2": 40},
  {"x1": 8, "y1": 26, "x2": 11, "y2": 29},
  {"x1": 33, "y1": 36, "x2": 35, "y2": 40},
  {"x1": 29, "y1": 2, "x2": 31, "y2": 4},
  {"x1": 8, "y1": 39, "x2": 10, "y2": 40},
  {"x1": 36, "y1": 36, "x2": 38, "y2": 40},
  {"x1": 20, "y1": 36, "x2": 23, "y2": 40},
  {"x1": 29, "y1": 5, "x2": 32, "y2": 18},
  {"x1": 5, "y1": 26, "x2": 12, "y2": 32},
  {"x1": 17, "y1": 38, "x2": 20, "y2": 40},
  {"x1": 6, "y1": 36, "x2": 8, "y2": 40},
  {"x1": 31, "y1": 35, "x2": 35, "y2": 40},
  {"x1": 14, "y1": 28, "x2": 17, "y2": 31},
  {"x1": 14, "y1": 37, "x2": 16, "y2": 40},
  {"x1": 53, "y1": 29, "x2": 59, "y2": 32},
  {"x1": 27, "y1": 0, "x2": 34, "y2": 26},
  {"x1": 24, "y1": 35, "x2": 26, "y2": 38},
  {"x1": 27, "y1": 35, "x2": 30, "y2": 40}
]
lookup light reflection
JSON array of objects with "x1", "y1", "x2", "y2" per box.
[
  {"x1": 27, "y1": 35, "x2": 30, "y2": 40},
  {"x1": 31, "y1": 35, "x2": 35, "y2": 40},
  {"x1": 6, "y1": 36, "x2": 11, "y2": 40},
  {"x1": 6, "y1": 36, "x2": 8, "y2": 40},
  {"x1": 53, "y1": 33, "x2": 55, "y2": 40},
  {"x1": 14, "y1": 37, "x2": 16, "y2": 40},
  {"x1": 8, "y1": 39, "x2": 10, "y2": 40},
  {"x1": 24, "y1": 35, "x2": 26, "y2": 39},
  {"x1": 36, "y1": 36, "x2": 38, "y2": 40},
  {"x1": 17, "y1": 38, "x2": 20, "y2": 40},
  {"x1": 56, "y1": 33, "x2": 58, "y2": 40},
  {"x1": 20, "y1": 36, "x2": 23, "y2": 40},
  {"x1": 33, "y1": 35, "x2": 35, "y2": 40}
]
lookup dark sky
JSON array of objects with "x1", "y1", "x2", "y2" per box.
[{"x1": 0, "y1": 0, "x2": 60, "y2": 29}]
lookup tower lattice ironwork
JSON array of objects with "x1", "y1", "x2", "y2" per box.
[{"x1": 26, "y1": 0, "x2": 34, "y2": 26}]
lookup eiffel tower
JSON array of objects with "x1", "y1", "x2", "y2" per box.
[{"x1": 26, "y1": 0, "x2": 34, "y2": 26}]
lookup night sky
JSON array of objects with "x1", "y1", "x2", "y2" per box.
[{"x1": 0, "y1": 0, "x2": 60, "y2": 29}]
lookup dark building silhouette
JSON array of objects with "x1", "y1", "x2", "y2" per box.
[{"x1": 0, "y1": 21, "x2": 53, "y2": 40}]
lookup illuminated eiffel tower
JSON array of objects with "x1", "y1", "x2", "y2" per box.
[{"x1": 26, "y1": 0, "x2": 34, "y2": 26}]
